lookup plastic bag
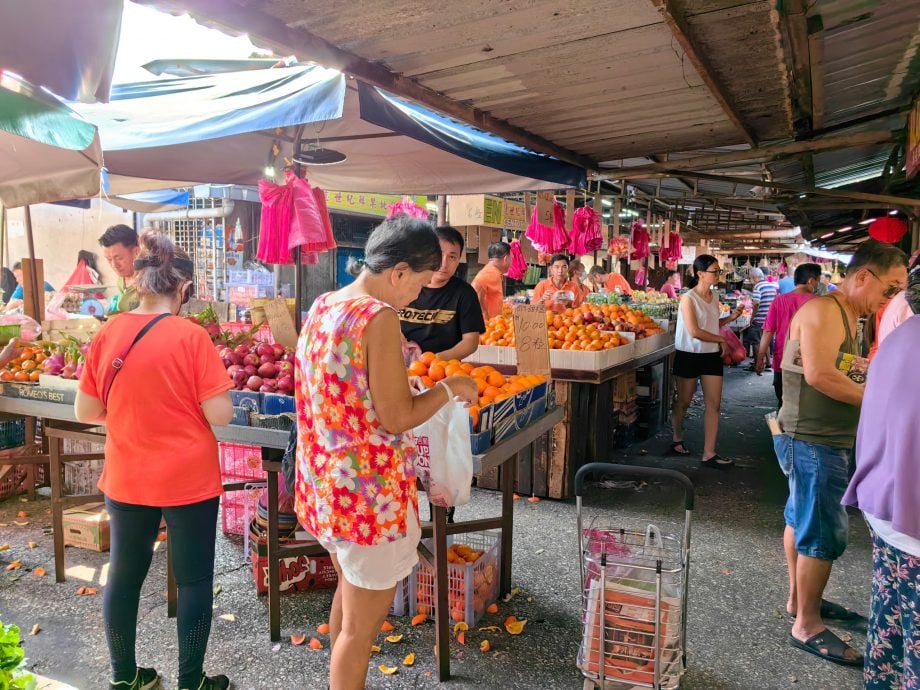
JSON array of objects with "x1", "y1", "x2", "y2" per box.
[
  {"x1": 413, "y1": 402, "x2": 473, "y2": 508},
  {"x1": 0, "y1": 314, "x2": 41, "y2": 341},
  {"x1": 720, "y1": 326, "x2": 745, "y2": 366},
  {"x1": 506, "y1": 239, "x2": 527, "y2": 280}
]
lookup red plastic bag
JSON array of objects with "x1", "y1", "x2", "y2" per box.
[
  {"x1": 506, "y1": 239, "x2": 527, "y2": 280},
  {"x1": 630, "y1": 221, "x2": 650, "y2": 261},
  {"x1": 720, "y1": 326, "x2": 745, "y2": 366}
]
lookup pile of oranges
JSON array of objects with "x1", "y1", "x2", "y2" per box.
[
  {"x1": 1, "y1": 344, "x2": 47, "y2": 383},
  {"x1": 407, "y1": 352, "x2": 546, "y2": 428},
  {"x1": 480, "y1": 304, "x2": 663, "y2": 352}
]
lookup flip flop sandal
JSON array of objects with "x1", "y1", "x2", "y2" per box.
[
  {"x1": 790, "y1": 599, "x2": 861, "y2": 622},
  {"x1": 788, "y1": 629, "x2": 864, "y2": 667},
  {"x1": 701, "y1": 454, "x2": 734, "y2": 468},
  {"x1": 668, "y1": 442, "x2": 692, "y2": 456}
]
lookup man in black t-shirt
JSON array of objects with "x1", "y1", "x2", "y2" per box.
[{"x1": 399, "y1": 226, "x2": 485, "y2": 361}]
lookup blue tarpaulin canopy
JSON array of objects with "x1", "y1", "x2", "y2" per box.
[{"x1": 74, "y1": 64, "x2": 585, "y2": 195}]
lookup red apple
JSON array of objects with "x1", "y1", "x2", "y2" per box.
[{"x1": 246, "y1": 376, "x2": 263, "y2": 391}]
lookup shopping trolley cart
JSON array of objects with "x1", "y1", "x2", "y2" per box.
[{"x1": 574, "y1": 463, "x2": 694, "y2": 690}]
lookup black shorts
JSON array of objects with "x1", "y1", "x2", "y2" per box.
[{"x1": 673, "y1": 350, "x2": 724, "y2": 379}]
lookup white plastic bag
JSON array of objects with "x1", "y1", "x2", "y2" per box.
[{"x1": 413, "y1": 402, "x2": 473, "y2": 508}]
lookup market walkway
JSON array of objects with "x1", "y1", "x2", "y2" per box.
[{"x1": 0, "y1": 368, "x2": 870, "y2": 689}]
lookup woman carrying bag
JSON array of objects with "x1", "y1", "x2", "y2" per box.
[
  {"x1": 670, "y1": 255, "x2": 743, "y2": 467},
  {"x1": 76, "y1": 232, "x2": 234, "y2": 690},
  {"x1": 294, "y1": 215, "x2": 477, "y2": 690}
]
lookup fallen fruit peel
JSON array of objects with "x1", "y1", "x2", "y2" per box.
[
  {"x1": 378, "y1": 665, "x2": 398, "y2": 676},
  {"x1": 403, "y1": 652, "x2": 415, "y2": 667}
]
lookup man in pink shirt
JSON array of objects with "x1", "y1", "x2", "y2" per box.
[
  {"x1": 756, "y1": 263, "x2": 821, "y2": 406},
  {"x1": 660, "y1": 270, "x2": 680, "y2": 299}
]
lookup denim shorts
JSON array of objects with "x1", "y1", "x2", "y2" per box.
[{"x1": 773, "y1": 434, "x2": 851, "y2": 561}]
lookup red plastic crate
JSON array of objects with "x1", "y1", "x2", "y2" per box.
[
  {"x1": 222, "y1": 322, "x2": 274, "y2": 344},
  {"x1": 411, "y1": 531, "x2": 500, "y2": 627},
  {"x1": 220, "y1": 484, "x2": 264, "y2": 536},
  {"x1": 219, "y1": 443, "x2": 264, "y2": 481}
]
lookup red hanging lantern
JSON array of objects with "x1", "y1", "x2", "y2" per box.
[{"x1": 868, "y1": 217, "x2": 907, "y2": 243}]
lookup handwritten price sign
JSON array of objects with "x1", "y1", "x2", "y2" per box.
[{"x1": 513, "y1": 304, "x2": 551, "y2": 377}]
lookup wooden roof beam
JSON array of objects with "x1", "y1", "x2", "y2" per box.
[
  {"x1": 649, "y1": 0, "x2": 756, "y2": 145},
  {"x1": 594, "y1": 129, "x2": 898, "y2": 180},
  {"x1": 138, "y1": 0, "x2": 596, "y2": 172},
  {"x1": 657, "y1": 170, "x2": 920, "y2": 208},
  {"x1": 808, "y1": 16, "x2": 826, "y2": 131}
]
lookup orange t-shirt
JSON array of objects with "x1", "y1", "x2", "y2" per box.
[
  {"x1": 532, "y1": 279, "x2": 585, "y2": 308},
  {"x1": 471, "y1": 263, "x2": 505, "y2": 319},
  {"x1": 606, "y1": 272, "x2": 633, "y2": 296},
  {"x1": 79, "y1": 313, "x2": 234, "y2": 506}
]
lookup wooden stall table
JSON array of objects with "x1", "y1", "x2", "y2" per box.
[
  {"x1": 0, "y1": 395, "x2": 288, "y2": 612},
  {"x1": 260, "y1": 406, "x2": 563, "y2": 682},
  {"x1": 478, "y1": 345, "x2": 675, "y2": 498}
]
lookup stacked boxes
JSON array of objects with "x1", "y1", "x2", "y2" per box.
[{"x1": 612, "y1": 371, "x2": 639, "y2": 448}]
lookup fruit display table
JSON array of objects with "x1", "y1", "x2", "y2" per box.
[{"x1": 472, "y1": 344, "x2": 675, "y2": 499}]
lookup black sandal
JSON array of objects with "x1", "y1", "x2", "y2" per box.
[
  {"x1": 701, "y1": 454, "x2": 734, "y2": 468},
  {"x1": 787, "y1": 629, "x2": 864, "y2": 667},
  {"x1": 668, "y1": 442, "x2": 692, "y2": 456}
]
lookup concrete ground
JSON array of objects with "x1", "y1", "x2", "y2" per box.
[{"x1": 0, "y1": 367, "x2": 870, "y2": 689}]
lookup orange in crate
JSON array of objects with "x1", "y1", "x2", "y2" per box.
[{"x1": 410, "y1": 532, "x2": 500, "y2": 628}]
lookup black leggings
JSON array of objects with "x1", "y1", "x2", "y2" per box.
[{"x1": 103, "y1": 496, "x2": 219, "y2": 688}]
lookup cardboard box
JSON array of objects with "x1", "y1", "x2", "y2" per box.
[
  {"x1": 477, "y1": 228, "x2": 503, "y2": 264},
  {"x1": 250, "y1": 550, "x2": 338, "y2": 595},
  {"x1": 448, "y1": 194, "x2": 505, "y2": 228},
  {"x1": 62, "y1": 502, "x2": 110, "y2": 552}
]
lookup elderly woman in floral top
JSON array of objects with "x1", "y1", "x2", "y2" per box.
[{"x1": 294, "y1": 215, "x2": 477, "y2": 690}]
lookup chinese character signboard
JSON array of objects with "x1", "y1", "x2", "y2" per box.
[{"x1": 325, "y1": 192, "x2": 427, "y2": 217}]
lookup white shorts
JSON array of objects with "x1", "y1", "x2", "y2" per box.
[{"x1": 317, "y1": 504, "x2": 421, "y2": 591}]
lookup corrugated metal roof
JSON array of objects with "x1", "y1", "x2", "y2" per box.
[
  {"x1": 144, "y1": 0, "x2": 794, "y2": 164},
  {"x1": 812, "y1": 0, "x2": 920, "y2": 128}
]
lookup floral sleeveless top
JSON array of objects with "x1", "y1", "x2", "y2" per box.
[{"x1": 294, "y1": 293, "x2": 418, "y2": 546}]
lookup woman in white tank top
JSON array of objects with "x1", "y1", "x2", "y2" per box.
[{"x1": 671, "y1": 256, "x2": 743, "y2": 467}]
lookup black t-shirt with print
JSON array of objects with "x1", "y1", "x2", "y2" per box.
[{"x1": 398, "y1": 277, "x2": 486, "y2": 355}]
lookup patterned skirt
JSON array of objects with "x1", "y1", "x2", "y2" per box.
[{"x1": 865, "y1": 530, "x2": 920, "y2": 689}]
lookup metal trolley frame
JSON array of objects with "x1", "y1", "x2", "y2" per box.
[{"x1": 574, "y1": 463, "x2": 695, "y2": 690}]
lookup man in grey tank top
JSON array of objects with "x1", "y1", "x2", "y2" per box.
[{"x1": 775, "y1": 240, "x2": 907, "y2": 667}]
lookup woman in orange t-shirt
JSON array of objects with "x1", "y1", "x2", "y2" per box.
[
  {"x1": 606, "y1": 270, "x2": 634, "y2": 296},
  {"x1": 532, "y1": 253, "x2": 584, "y2": 310},
  {"x1": 76, "y1": 232, "x2": 234, "y2": 690}
]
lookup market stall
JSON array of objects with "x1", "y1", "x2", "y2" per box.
[
  {"x1": 0, "y1": 375, "x2": 560, "y2": 683},
  {"x1": 466, "y1": 299, "x2": 676, "y2": 499}
]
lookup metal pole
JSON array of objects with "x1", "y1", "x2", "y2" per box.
[{"x1": 293, "y1": 138, "x2": 304, "y2": 332}]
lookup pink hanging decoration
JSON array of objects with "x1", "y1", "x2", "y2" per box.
[
  {"x1": 525, "y1": 204, "x2": 553, "y2": 253},
  {"x1": 258, "y1": 172, "x2": 336, "y2": 264},
  {"x1": 568, "y1": 207, "x2": 602, "y2": 255},
  {"x1": 550, "y1": 201, "x2": 569, "y2": 253},
  {"x1": 630, "y1": 221, "x2": 650, "y2": 261},
  {"x1": 634, "y1": 268, "x2": 647, "y2": 287},
  {"x1": 658, "y1": 231, "x2": 683, "y2": 263},
  {"x1": 386, "y1": 196, "x2": 429, "y2": 220},
  {"x1": 257, "y1": 177, "x2": 295, "y2": 264},
  {"x1": 506, "y1": 239, "x2": 527, "y2": 280},
  {"x1": 289, "y1": 175, "x2": 336, "y2": 254}
]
